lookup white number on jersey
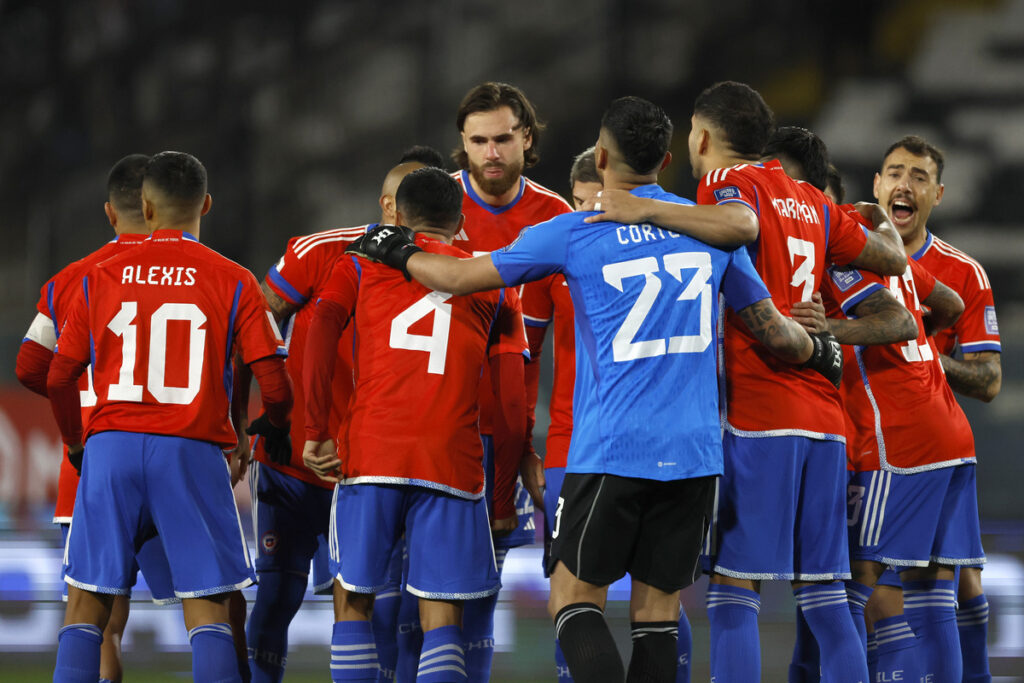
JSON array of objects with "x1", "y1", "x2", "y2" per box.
[
  {"x1": 106, "y1": 301, "x2": 208, "y2": 404},
  {"x1": 787, "y1": 237, "x2": 816, "y2": 301},
  {"x1": 886, "y1": 268, "x2": 934, "y2": 363},
  {"x1": 602, "y1": 253, "x2": 713, "y2": 362},
  {"x1": 389, "y1": 291, "x2": 454, "y2": 375}
]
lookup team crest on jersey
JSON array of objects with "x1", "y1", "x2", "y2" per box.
[
  {"x1": 261, "y1": 532, "x2": 279, "y2": 555},
  {"x1": 713, "y1": 186, "x2": 741, "y2": 202},
  {"x1": 829, "y1": 266, "x2": 862, "y2": 292},
  {"x1": 985, "y1": 306, "x2": 999, "y2": 334}
]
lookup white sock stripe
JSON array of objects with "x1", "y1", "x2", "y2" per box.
[
  {"x1": 188, "y1": 623, "x2": 233, "y2": 639},
  {"x1": 419, "y1": 653, "x2": 465, "y2": 667},
  {"x1": 331, "y1": 643, "x2": 378, "y2": 652},
  {"x1": 796, "y1": 588, "x2": 848, "y2": 606},
  {"x1": 417, "y1": 664, "x2": 468, "y2": 677},
  {"x1": 555, "y1": 606, "x2": 603, "y2": 636},
  {"x1": 957, "y1": 617, "x2": 989, "y2": 626},
  {"x1": 419, "y1": 643, "x2": 464, "y2": 659},
  {"x1": 800, "y1": 596, "x2": 850, "y2": 610},
  {"x1": 874, "y1": 622, "x2": 914, "y2": 636},
  {"x1": 706, "y1": 594, "x2": 761, "y2": 612},
  {"x1": 331, "y1": 653, "x2": 380, "y2": 662},
  {"x1": 876, "y1": 631, "x2": 916, "y2": 646},
  {"x1": 329, "y1": 662, "x2": 380, "y2": 670},
  {"x1": 903, "y1": 588, "x2": 956, "y2": 597},
  {"x1": 59, "y1": 623, "x2": 103, "y2": 639},
  {"x1": 904, "y1": 597, "x2": 957, "y2": 608},
  {"x1": 957, "y1": 604, "x2": 989, "y2": 616}
]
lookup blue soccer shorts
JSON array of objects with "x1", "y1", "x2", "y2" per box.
[
  {"x1": 64, "y1": 431, "x2": 256, "y2": 598},
  {"x1": 329, "y1": 483, "x2": 500, "y2": 600},
  {"x1": 847, "y1": 464, "x2": 985, "y2": 568},
  {"x1": 710, "y1": 433, "x2": 851, "y2": 581},
  {"x1": 542, "y1": 466, "x2": 567, "y2": 578},
  {"x1": 60, "y1": 523, "x2": 177, "y2": 604},
  {"x1": 482, "y1": 434, "x2": 536, "y2": 550},
  {"x1": 249, "y1": 461, "x2": 334, "y2": 592}
]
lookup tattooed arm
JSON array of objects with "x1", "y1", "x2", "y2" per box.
[
  {"x1": 262, "y1": 280, "x2": 299, "y2": 322},
  {"x1": 847, "y1": 203, "x2": 907, "y2": 276},
  {"x1": 921, "y1": 280, "x2": 964, "y2": 338},
  {"x1": 826, "y1": 289, "x2": 918, "y2": 346},
  {"x1": 941, "y1": 351, "x2": 1001, "y2": 402},
  {"x1": 736, "y1": 298, "x2": 813, "y2": 364}
]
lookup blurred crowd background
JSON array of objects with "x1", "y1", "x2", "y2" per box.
[{"x1": 0, "y1": 0, "x2": 1021, "y2": 679}]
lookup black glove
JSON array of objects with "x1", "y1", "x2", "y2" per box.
[
  {"x1": 346, "y1": 225, "x2": 422, "y2": 280},
  {"x1": 67, "y1": 445, "x2": 84, "y2": 476},
  {"x1": 245, "y1": 413, "x2": 292, "y2": 465},
  {"x1": 804, "y1": 331, "x2": 843, "y2": 389}
]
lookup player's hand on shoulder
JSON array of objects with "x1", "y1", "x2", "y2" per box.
[
  {"x1": 581, "y1": 189, "x2": 653, "y2": 225},
  {"x1": 345, "y1": 225, "x2": 422, "y2": 280},
  {"x1": 66, "y1": 443, "x2": 84, "y2": 475},
  {"x1": 302, "y1": 439, "x2": 341, "y2": 484},
  {"x1": 790, "y1": 292, "x2": 829, "y2": 334},
  {"x1": 245, "y1": 413, "x2": 292, "y2": 466},
  {"x1": 804, "y1": 331, "x2": 843, "y2": 389}
]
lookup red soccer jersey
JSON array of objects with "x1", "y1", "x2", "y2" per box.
[
  {"x1": 56, "y1": 230, "x2": 287, "y2": 449},
  {"x1": 451, "y1": 171, "x2": 571, "y2": 434},
  {"x1": 913, "y1": 232, "x2": 1000, "y2": 357},
  {"x1": 522, "y1": 273, "x2": 574, "y2": 469},
  {"x1": 259, "y1": 225, "x2": 367, "y2": 488},
  {"x1": 309, "y1": 234, "x2": 524, "y2": 499},
  {"x1": 822, "y1": 258, "x2": 975, "y2": 472},
  {"x1": 698, "y1": 160, "x2": 870, "y2": 437},
  {"x1": 28, "y1": 234, "x2": 147, "y2": 522}
]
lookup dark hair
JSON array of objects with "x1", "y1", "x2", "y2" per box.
[
  {"x1": 144, "y1": 151, "x2": 207, "y2": 208},
  {"x1": 763, "y1": 126, "x2": 830, "y2": 191},
  {"x1": 569, "y1": 146, "x2": 600, "y2": 188},
  {"x1": 453, "y1": 82, "x2": 544, "y2": 169},
  {"x1": 400, "y1": 145, "x2": 446, "y2": 169},
  {"x1": 107, "y1": 154, "x2": 150, "y2": 214},
  {"x1": 882, "y1": 135, "x2": 945, "y2": 183},
  {"x1": 826, "y1": 164, "x2": 846, "y2": 203},
  {"x1": 600, "y1": 96, "x2": 673, "y2": 175},
  {"x1": 396, "y1": 167, "x2": 463, "y2": 231},
  {"x1": 693, "y1": 81, "x2": 775, "y2": 158}
]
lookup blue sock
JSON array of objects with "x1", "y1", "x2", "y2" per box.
[
  {"x1": 957, "y1": 594, "x2": 991, "y2": 683},
  {"x1": 395, "y1": 589, "x2": 422, "y2": 683},
  {"x1": 246, "y1": 571, "x2": 307, "y2": 683},
  {"x1": 189, "y1": 623, "x2": 242, "y2": 683},
  {"x1": 794, "y1": 583, "x2": 869, "y2": 683},
  {"x1": 865, "y1": 632, "x2": 878, "y2": 680},
  {"x1": 707, "y1": 584, "x2": 761, "y2": 683},
  {"x1": 904, "y1": 579, "x2": 962, "y2": 682},
  {"x1": 675, "y1": 607, "x2": 692, "y2": 683},
  {"x1": 461, "y1": 592, "x2": 497, "y2": 683},
  {"x1": 54, "y1": 623, "x2": 103, "y2": 683},
  {"x1": 554, "y1": 639, "x2": 573, "y2": 680},
  {"x1": 844, "y1": 580, "x2": 872, "y2": 655},
  {"x1": 873, "y1": 615, "x2": 923, "y2": 683},
  {"x1": 418, "y1": 625, "x2": 467, "y2": 683},
  {"x1": 371, "y1": 588, "x2": 401, "y2": 681},
  {"x1": 330, "y1": 620, "x2": 379, "y2": 682},
  {"x1": 789, "y1": 606, "x2": 820, "y2": 683}
]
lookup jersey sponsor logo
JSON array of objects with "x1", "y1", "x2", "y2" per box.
[
  {"x1": 829, "y1": 266, "x2": 863, "y2": 292},
  {"x1": 985, "y1": 305, "x2": 999, "y2": 334},
  {"x1": 713, "y1": 186, "x2": 741, "y2": 202},
  {"x1": 770, "y1": 196, "x2": 821, "y2": 224}
]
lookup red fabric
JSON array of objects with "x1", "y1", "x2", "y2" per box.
[
  {"x1": 250, "y1": 356, "x2": 293, "y2": 429},
  {"x1": 489, "y1": 351, "x2": 526, "y2": 520},
  {"x1": 46, "y1": 353, "x2": 88, "y2": 447},
  {"x1": 16, "y1": 339, "x2": 54, "y2": 397},
  {"x1": 304, "y1": 297, "x2": 351, "y2": 442},
  {"x1": 698, "y1": 161, "x2": 868, "y2": 436}
]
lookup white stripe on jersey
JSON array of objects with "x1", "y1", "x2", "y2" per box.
[
  {"x1": 294, "y1": 226, "x2": 368, "y2": 259},
  {"x1": 523, "y1": 178, "x2": 574, "y2": 210},
  {"x1": 931, "y1": 237, "x2": 990, "y2": 289},
  {"x1": 25, "y1": 312, "x2": 57, "y2": 349}
]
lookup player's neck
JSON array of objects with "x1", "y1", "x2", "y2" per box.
[
  {"x1": 902, "y1": 226, "x2": 929, "y2": 256},
  {"x1": 414, "y1": 229, "x2": 452, "y2": 244},
  {"x1": 704, "y1": 152, "x2": 756, "y2": 175},
  {"x1": 113, "y1": 223, "x2": 150, "y2": 237},
  {"x1": 602, "y1": 169, "x2": 657, "y2": 191},
  {"x1": 467, "y1": 172, "x2": 521, "y2": 208},
  {"x1": 145, "y1": 219, "x2": 201, "y2": 240}
]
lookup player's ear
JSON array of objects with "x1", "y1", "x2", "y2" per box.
[
  {"x1": 595, "y1": 144, "x2": 609, "y2": 171},
  {"x1": 698, "y1": 128, "x2": 711, "y2": 156},
  {"x1": 872, "y1": 173, "x2": 881, "y2": 200},
  {"x1": 455, "y1": 213, "x2": 465, "y2": 233},
  {"x1": 659, "y1": 151, "x2": 672, "y2": 171},
  {"x1": 522, "y1": 126, "x2": 533, "y2": 152},
  {"x1": 933, "y1": 183, "x2": 944, "y2": 206},
  {"x1": 104, "y1": 202, "x2": 117, "y2": 228},
  {"x1": 380, "y1": 194, "x2": 394, "y2": 222},
  {"x1": 200, "y1": 194, "x2": 212, "y2": 216},
  {"x1": 142, "y1": 197, "x2": 155, "y2": 222}
]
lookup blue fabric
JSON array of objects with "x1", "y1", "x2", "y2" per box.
[
  {"x1": 675, "y1": 607, "x2": 692, "y2": 683},
  {"x1": 788, "y1": 606, "x2": 820, "y2": 683},
  {"x1": 370, "y1": 588, "x2": 400, "y2": 682},
  {"x1": 251, "y1": 462, "x2": 334, "y2": 575},
  {"x1": 247, "y1": 570, "x2": 307, "y2": 682},
  {"x1": 554, "y1": 639, "x2": 572, "y2": 680},
  {"x1": 395, "y1": 585, "x2": 422, "y2": 683},
  {"x1": 490, "y1": 184, "x2": 769, "y2": 481},
  {"x1": 189, "y1": 623, "x2": 241, "y2": 683},
  {"x1": 957, "y1": 594, "x2": 991, "y2": 683},
  {"x1": 481, "y1": 434, "x2": 535, "y2": 549},
  {"x1": 794, "y1": 583, "x2": 869, "y2": 683},
  {"x1": 707, "y1": 584, "x2": 761, "y2": 683},
  {"x1": 904, "y1": 579, "x2": 962, "y2": 683},
  {"x1": 54, "y1": 624, "x2": 102, "y2": 683},
  {"x1": 845, "y1": 580, "x2": 873, "y2": 654},
  {"x1": 330, "y1": 620, "x2": 378, "y2": 682},
  {"x1": 873, "y1": 614, "x2": 923, "y2": 683},
  {"x1": 418, "y1": 625, "x2": 467, "y2": 683},
  {"x1": 462, "y1": 590, "x2": 497, "y2": 682}
]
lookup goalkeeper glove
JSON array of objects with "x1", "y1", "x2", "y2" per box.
[
  {"x1": 245, "y1": 413, "x2": 292, "y2": 465},
  {"x1": 346, "y1": 225, "x2": 422, "y2": 280},
  {"x1": 804, "y1": 331, "x2": 843, "y2": 389}
]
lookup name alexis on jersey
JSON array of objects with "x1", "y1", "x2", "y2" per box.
[{"x1": 121, "y1": 265, "x2": 198, "y2": 286}]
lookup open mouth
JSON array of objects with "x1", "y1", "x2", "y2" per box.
[{"x1": 890, "y1": 199, "x2": 915, "y2": 224}]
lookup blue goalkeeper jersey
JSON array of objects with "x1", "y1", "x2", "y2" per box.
[{"x1": 490, "y1": 183, "x2": 770, "y2": 481}]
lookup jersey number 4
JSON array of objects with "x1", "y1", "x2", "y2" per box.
[
  {"x1": 602, "y1": 253, "x2": 712, "y2": 362},
  {"x1": 105, "y1": 301, "x2": 207, "y2": 404},
  {"x1": 389, "y1": 291, "x2": 454, "y2": 374}
]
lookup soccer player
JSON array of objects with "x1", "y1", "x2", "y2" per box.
[
  {"x1": 46, "y1": 151, "x2": 292, "y2": 683},
  {"x1": 245, "y1": 146, "x2": 445, "y2": 683},
  {"x1": 870, "y1": 136, "x2": 1001, "y2": 682},
  {"x1": 302, "y1": 167, "x2": 526, "y2": 683},
  {"x1": 450, "y1": 80, "x2": 573, "y2": 681},
  {"x1": 582, "y1": 82, "x2": 908, "y2": 683},
  {"x1": 349, "y1": 96, "x2": 845, "y2": 683}
]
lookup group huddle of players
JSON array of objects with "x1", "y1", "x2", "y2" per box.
[{"x1": 16, "y1": 79, "x2": 1001, "y2": 683}]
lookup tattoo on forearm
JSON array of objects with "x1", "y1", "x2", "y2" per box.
[
  {"x1": 832, "y1": 290, "x2": 916, "y2": 345},
  {"x1": 739, "y1": 300, "x2": 804, "y2": 359},
  {"x1": 940, "y1": 353, "x2": 1001, "y2": 401},
  {"x1": 261, "y1": 281, "x2": 296, "y2": 321}
]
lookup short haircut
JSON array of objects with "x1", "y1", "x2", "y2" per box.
[
  {"x1": 144, "y1": 151, "x2": 207, "y2": 209},
  {"x1": 453, "y1": 81, "x2": 545, "y2": 169},
  {"x1": 400, "y1": 145, "x2": 446, "y2": 169},
  {"x1": 396, "y1": 167, "x2": 463, "y2": 231},
  {"x1": 826, "y1": 164, "x2": 846, "y2": 204},
  {"x1": 693, "y1": 81, "x2": 775, "y2": 158},
  {"x1": 600, "y1": 96, "x2": 673, "y2": 175},
  {"x1": 569, "y1": 146, "x2": 600, "y2": 188},
  {"x1": 107, "y1": 154, "x2": 150, "y2": 213},
  {"x1": 763, "y1": 126, "x2": 830, "y2": 191},
  {"x1": 882, "y1": 135, "x2": 945, "y2": 183}
]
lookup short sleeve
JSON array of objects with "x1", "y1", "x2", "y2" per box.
[
  {"x1": 234, "y1": 272, "x2": 289, "y2": 365},
  {"x1": 824, "y1": 202, "x2": 869, "y2": 267},
  {"x1": 54, "y1": 277, "x2": 92, "y2": 365},
  {"x1": 823, "y1": 265, "x2": 885, "y2": 316},
  {"x1": 520, "y1": 275, "x2": 556, "y2": 330},
  {"x1": 490, "y1": 216, "x2": 571, "y2": 287},
  {"x1": 696, "y1": 167, "x2": 758, "y2": 214},
  {"x1": 720, "y1": 246, "x2": 771, "y2": 311},
  {"x1": 488, "y1": 287, "x2": 529, "y2": 359},
  {"x1": 908, "y1": 259, "x2": 936, "y2": 302},
  {"x1": 953, "y1": 267, "x2": 1000, "y2": 354},
  {"x1": 265, "y1": 237, "x2": 320, "y2": 306}
]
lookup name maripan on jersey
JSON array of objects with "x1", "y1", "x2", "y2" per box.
[
  {"x1": 615, "y1": 223, "x2": 682, "y2": 246},
  {"x1": 771, "y1": 196, "x2": 820, "y2": 224},
  {"x1": 120, "y1": 265, "x2": 198, "y2": 286}
]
